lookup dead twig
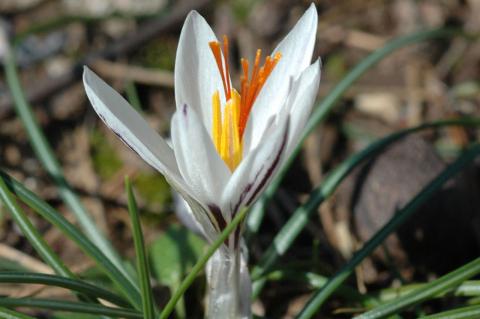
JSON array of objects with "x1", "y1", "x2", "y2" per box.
[
  {"x1": 91, "y1": 59, "x2": 174, "y2": 87},
  {"x1": 0, "y1": 243, "x2": 54, "y2": 274}
]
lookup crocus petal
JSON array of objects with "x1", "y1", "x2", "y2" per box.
[
  {"x1": 171, "y1": 104, "x2": 231, "y2": 214},
  {"x1": 244, "y1": 4, "x2": 318, "y2": 149},
  {"x1": 181, "y1": 193, "x2": 222, "y2": 244},
  {"x1": 172, "y1": 191, "x2": 204, "y2": 236},
  {"x1": 272, "y1": 3, "x2": 318, "y2": 80},
  {"x1": 175, "y1": 11, "x2": 226, "y2": 135},
  {"x1": 83, "y1": 67, "x2": 190, "y2": 194},
  {"x1": 284, "y1": 58, "x2": 322, "y2": 155},
  {"x1": 221, "y1": 114, "x2": 290, "y2": 216},
  {"x1": 206, "y1": 248, "x2": 251, "y2": 319}
]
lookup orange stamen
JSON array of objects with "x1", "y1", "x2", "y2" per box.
[
  {"x1": 209, "y1": 36, "x2": 281, "y2": 170},
  {"x1": 222, "y1": 35, "x2": 231, "y2": 100},
  {"x1": 238, "y1": 50, "x2": 281, "y2": 137},
  {"x1": 209, "y1": 41, "x2": 229, "y2": 100}
]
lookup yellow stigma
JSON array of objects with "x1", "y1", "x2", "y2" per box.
[{"x1": 209, "y1": 35, "x2": 281, "y2": 171}]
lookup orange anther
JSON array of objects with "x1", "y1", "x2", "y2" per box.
[
  {"x1": 222, "y1": 35, "x2": 231, "y2": 100},
  {"x1": 209, "y1": 41, "x2": 229, "y2": 100},
  {"x1": 210, "y1": 38, "x2": 281, "y2": 145}
]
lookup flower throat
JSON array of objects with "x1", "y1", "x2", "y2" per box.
[{"x1": 209, "y1": 35, "x2": 281, "y2": 171}]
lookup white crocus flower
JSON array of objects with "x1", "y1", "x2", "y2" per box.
[{"x1": 83, "y1": 4, "x2": 320, "y2": 318}]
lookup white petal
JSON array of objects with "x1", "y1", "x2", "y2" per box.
[
  {"x1": 242, "y1": 115, "x2": 275, "y2": 157},
  {"x1": 244, "y1": 4, "x2": 318, "y2": 149},
  {"x1": 206, "y1": 249, "x2": 251, "y2": 319},
  {"x1": 285, "y1": 59, "x2": 322, "y2": 155},
  {"x1": 171, "y1": 104, "x2": 231, "y2": 212},
  {"x1": 172, "y1": 191, "x2": 204, "y2": 237},
  {"x1": 181, "y1": 192, "x2": 222, "y2": 244},
  {"x1": 174, "y1": 10, "x2": 226, "y2": 135},
  {"x1": 83, "y1": 67, "x2": 189, "y2": 193},
  {"x1": 221, "y1": 114, "x2": 290, "y2": 215},
  {"x1": 272, "y1": 3, "x2": 318, "y2": 80}
]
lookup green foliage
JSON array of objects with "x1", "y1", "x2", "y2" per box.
[
  {"x1": 126, "y1": 178, "x2": 156, "y2": 319},
  {"x1": 134, "y1": 173, "x2": 171, "y2": 210},
  {"x1": 150, "y1": 224, "x2": 205, "y2": 288},
  {"x1": 52, "y1": 313, "x2": 98, "y2": 319},
  {"x1": 90, "y1": 129, "x2": 123, "y2": 179},
  {"x1": 3, "y1": 48, "x2": 127, "y2": 275},
  {"x1": 134, "y1": 39, "x2": 176, "y2": 71},
  {"x1": 325, "y1": 53, "x2": 348, "y2": 80},
  {"x1": 150, "y1": 224, "x2": 205, "y2": 318},
  {"x1": 231, "y1": 0, "x2": 260, "y2": 22}
]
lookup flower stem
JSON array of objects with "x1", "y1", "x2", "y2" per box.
[{"x1": 159, "y1": 207, "x2": 249, "y2": 319}]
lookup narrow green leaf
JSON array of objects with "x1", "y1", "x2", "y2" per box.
[
  {"x1": 0, "y1": 298, "x2": 142, "y2": 319},
  {"x1": 125, "y1": 177, "x2": 155, "y2": 319},
  {"x1": 0, "y1": 177, "x2": 73, "y2": 279},
  {"x1": 0, "y1": 178, "x2": 106, "y2": 307},
  {"x1": 0, "y1": 171, "x2": 142, "y2": 309},
  {"x1": 421, "y1": 304, "x2": 480, "y2": 319},
  {"x1": 246, "y1": 27, "x2": 465, "y2": 237},
  {"x1": 159, "y1": 207, "x2": 249, "y2": 319},
  {"x1": 149, "y1": 224, "x2": 205, "y2": 318},
  {"x1": 125, "y1": 81, "x2": 142, "y2": 112},
  {"x1": 296, "y1": 144, "x2": 480, "y2": 319},
  {"x1": 0, "y1": 307, "x2": 36, "y2": 319},
  {"x1": 2, "y1": 38, "x2": 132, "y2": 285},
  {"x1": 251, "y1": 118, "x2": 480, "y2": 297},
  {"x1": 0, "y1": 272, "x2": 129, "y2": 307},
  {"x1": 263, "y1": 270, "x2": 375, "y2": 306},
  {"x1": 150, "y1": 226, "x2": 205, "y2": 286},
  {"x1": 354, "y1": 258, "x2": 480, "y2": 319},
  {"x1": 375, "y1": 280, "x2": 480, "y2": 302}
]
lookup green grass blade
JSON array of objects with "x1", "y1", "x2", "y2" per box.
[
  {"x1": 0, "y1": 307, "x2": 36, "y2": 319},
  {"x1": 2, "y1": 40, "x2": 132, "y2": 284},
  {"x1": 159, "y1": 207, "x2": 249, "y2": 319},
  {"x1": 375, "y1": 280, "x2": 480, "y2": 302},
  {"x1": 0, "y1": 177, "x2": 73, "y2": 278},
  {"x1": 251, "y1": 118, "x2": 480, "y2": 297},
  {"x1": 0, "y1": 272, "x2": 129, "y2": 307},
  {"x1": 125, "y1": 178, "x2": 155, "y2": 319},
  {"x1": 0, "y1": 171, "x2": 142, "y2": 309},
  {"x1": 295, "y1": 144, "x2": 480, "y2": 319},
  {"x1": 0, "y1": 178, "x2": 106, "y2": 306},
  {"x1": 263, "y1": 270, "x2": 375, "y2": 306},
  {"x1": 125, "y1": 81, "x2": 143, "y2": 112},
  {"x1": 0, "y1": 298, "x2": 142, "y2": 318},
  {"x1": 246, "y1": 27, "x2": 463, "y2": 236},
  {"x1": 421, "y1": 304, "x2": 480, "y2": 319},
  {"x1": 354, "y1": 258, "x2": 480, "y2": 319}
]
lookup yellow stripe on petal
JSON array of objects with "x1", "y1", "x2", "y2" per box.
[
  {"x1": 230, "y1": 90, "x2": 242, "y2": 168},
  {"x1": 212, "y1": 90, "x2": 222, "y2": 151},
  {"x1": 209, "y1": 35, "x2": 282, "y2": 171},
  {"x1": 220, "y1": 101, "x2": 232, "y2": 170},
  {"x1": 215, "y1": 95, "x2": 243, "y2": 172}
]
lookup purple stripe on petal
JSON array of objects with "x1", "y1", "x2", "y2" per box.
[
  {"x1": 245, "y1": 125, "x2": 289, "y2": 206},
  {"x1": 208, "y1": 204, "x2": 227, "y2": 231}
]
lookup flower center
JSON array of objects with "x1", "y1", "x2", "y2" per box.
[{"x1": 209, "y1": 35, "x2": 281, "y2": 171}]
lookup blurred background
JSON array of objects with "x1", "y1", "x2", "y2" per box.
[{"x1": 1, "y1": 0, "x2": 480, "y2": 318}]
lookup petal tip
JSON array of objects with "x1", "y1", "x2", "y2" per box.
[
  {"x1": 82, "y1": 65, "x2": 91, "y2": 84},
  {"x1": 184, "y1": 10, "x2": 198, "y2": 22},
  {"x1": 82, "y1": 65, "x2": 101, "y2": 89},
  {"x1": 184, "y1": 9, "x2": 206, "y2": 28}
]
